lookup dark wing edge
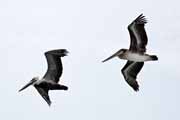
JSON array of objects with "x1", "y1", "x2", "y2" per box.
[
  {"x1": 43, "y1": 49, "x2": 68, "y2": 83},
  {"x1": 128, "y1": 14, "x2": 148, "y2": 53},
  {"x1": 134, "y1": 14, "x2": 147, "y2": 24},
  {"x1": 121, "y1": 61, "x2": 144, "y2": 91},
  {"x1": 35, "y1": 86, "x2": 51, "y2": 106},
  {"x1": 45, "y1": 49, "x2": 69, "y2": 57}
]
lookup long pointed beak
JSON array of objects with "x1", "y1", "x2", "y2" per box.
[
  {"x1": 102, "y1": 52, "x2": 119, "y2": 63},
  {"x1": 102, "y1": 50, "x2": 124, "y2": 63},
  {"x1": 19, "y1": 81, "x2": 34, "y2": 92}
]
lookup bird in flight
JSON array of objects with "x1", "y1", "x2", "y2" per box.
[
  {"x1": 102, "y1": 14, "x2": 158, "y2": 91},
  {"x1": 19, "y1": 49, "x2": 69, "y2": 106}
]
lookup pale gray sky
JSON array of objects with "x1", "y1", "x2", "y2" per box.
[{"x1": 1, "y1": 0, "x2": 180, "y2": 120}]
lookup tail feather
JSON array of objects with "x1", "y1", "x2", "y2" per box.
[
  {"x1": 150, "y1": 55, "x2": 158, "y2": 61},
  {"x1": 49, "y1": 84, "x2": 68, "y2": 90}
]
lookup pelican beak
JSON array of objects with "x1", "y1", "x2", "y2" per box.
[{"x1": 19, "y1": 80, "x2": 34, "y2": 92}]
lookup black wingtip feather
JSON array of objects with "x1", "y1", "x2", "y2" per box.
[
  {"x1": 48, "y1": 101, "x2": 52, "y2": 107},
  {"x1": 60, "y1": 49, "x2": 69, "y2": 57},
  {"x1": 135, "y1": 14, "x2": 148, "y2": 24},
  {"x1": 130, "y1": 81, "x2": 139, "y2": 92},
  {"x1": 45, "y1": 49, "x2": 69, "y2": 57}
]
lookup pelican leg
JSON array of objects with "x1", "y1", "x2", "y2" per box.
[{"x1": 50, "y1": 84, "x2": 68, "y2": 90}]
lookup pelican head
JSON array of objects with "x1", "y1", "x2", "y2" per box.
[
  {"x1": 118, "y1": 49, "x2": 127, "y2": 54},
  {"x1": 19, "y1": 77, "x2": 39, "y2": 92}
]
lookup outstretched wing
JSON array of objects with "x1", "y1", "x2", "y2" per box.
[
  {"x1": 43, "y1": 49, "x2": 68, "y2": 83},
  {"x1": 121, "y1": 61, "x2": 144, "y2": 91},
  {"x1": 34, "y1": 86, "x2": 51, "y2": 106},
  {"x1": 128, "y1": 14, "x2": 148, "y2": 53}
]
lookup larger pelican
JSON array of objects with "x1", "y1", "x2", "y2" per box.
[
  {"x1": 102, "y1": 14, "x2": 158, "y2": 91},
  {"x1": 19, "y1": 49, "x2": 68, "y2": 106}
]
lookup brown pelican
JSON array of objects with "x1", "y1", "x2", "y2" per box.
[
  {"x1": 19, "y1": 49, "x2": 69, "y2": 106},
  {"x1": 102, "y1": 14, "x2": 158, "y2": 91}
]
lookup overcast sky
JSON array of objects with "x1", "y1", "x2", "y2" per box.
[{"x1": 1, "y1": 0, "x2": 180, "y2": 120}]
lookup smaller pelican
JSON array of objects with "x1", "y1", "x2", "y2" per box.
[
  {"x1": 102, "y1": 14, "x2": 158, "y2": 91},
  {"x1": 19, "y1": 49, "x2": 69, "y2": 106}
]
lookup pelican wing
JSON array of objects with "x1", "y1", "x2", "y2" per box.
[
  {"x1": 121, "y1": 61, "x2": 144, "y2": 91},
  {"x1": 34, "y1": 86, "x2": 51, "y2": 106},
  {"x1": 43, "y1": 49, "x2": 68, "y2": 83},
  {"x1": 128, "y1": 14, "x2": 148, "y2": 53}
]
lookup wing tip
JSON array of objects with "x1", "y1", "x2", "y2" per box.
[
  {"x1": 45, "y1": 98, "x2": 52, "y2": 106},
  {"x1": 133, "y1": 86, "x2": 139, "y2": 92},
  {"x1": 135, "y1": 13, "x2": 148, "y2": 24},
  {"x1": 48, "y1": 101, "x2": 52, "y2": 107},
  {"x1": 45, "y1": 49, "x2": 69, "y2": 57},
  {"x1": 131, "y1": 81, "x2": 139, "y2": 92},
  {"x1": 61, "y1": 49, "x2": 69, "y2": 56}
]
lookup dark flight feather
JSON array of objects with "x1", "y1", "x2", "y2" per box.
[
  {"x1": 43, "y1": 49, "x2": 68, "y2": 83},
  {"x1": 128, "y1": 14, "x2": 148, "y2": 54},
  {"x1": 121, "y1": 61, "x2": 144, "y2": 91}
]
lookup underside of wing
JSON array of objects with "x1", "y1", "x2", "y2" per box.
[
  {"x1": 43, "y1": 49, "x2": 68, "y2": 83},
  {"x1": 34, "y1": 86, "x2": 51, "y2": 106},
  {"x1": 128, "y1": 14, "x2": 148, "y2": 53},
  {"x1": 121, "y1": 61, "x2": 144, "y2": 91}
]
